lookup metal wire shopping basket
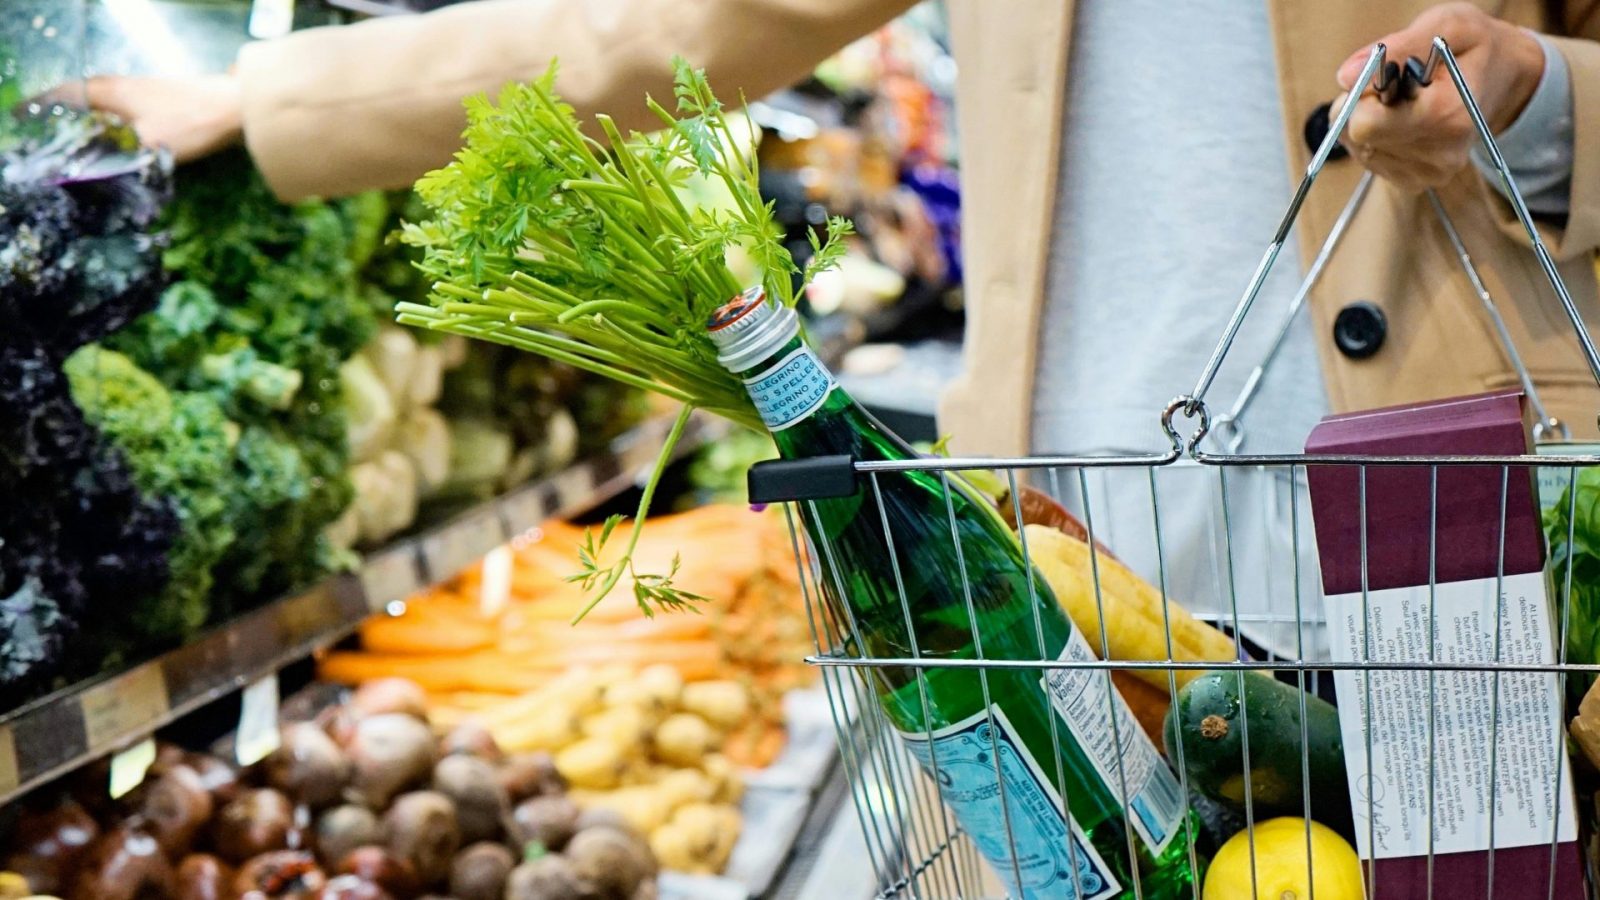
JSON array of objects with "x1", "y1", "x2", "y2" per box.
[{"x1": 750, "y1": 40, "x2": 1600, "y2": 900}]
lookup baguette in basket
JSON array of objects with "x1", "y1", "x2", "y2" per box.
[{"x1": 1002, "y1": 487, "x2": 1238, "y2": 693}]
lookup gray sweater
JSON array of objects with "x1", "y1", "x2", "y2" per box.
[{"x1": 1032, "y1": 0, "x2": 1574, "y2": 456}]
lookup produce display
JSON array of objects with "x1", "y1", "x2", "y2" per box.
[
  {"x1": 98, "y1": 150, "x2": 379, "y2": 619},
  {"x1": 320, "y1": 504, "x2": 814, "y2": 774},
  {"x1": 0, "y1": 678, "x2": 660, "y2": 899},
  {"x1": 0, "y1": 114, "x2": 176, "y2": 696},
  {"x1": 0, "y1": 128, "x2": 649, "y2": 711}
]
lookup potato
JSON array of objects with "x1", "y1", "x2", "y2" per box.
[
  {"x1": 656, "y1": 769, "x2": 714, "y2": 809},
  {"x1": 600, "y1": 681, "x2": 668, "y2": 720},
  {"x1": 679, "y1": 681, "x2": 750, "y2": 731},
  {"x1": 652, "y1": 714, "x2": 714, "y2": 768},
  {"x1": 554, "y1": 739, "x2": 628, "y2": 790},
  {"x1": 648, "y1": 824, "x2": 699, "y2": 872},
  {"x1": 635, "y1": 665, "x2": 683, "y2": 708},
  {"x1": 670, "y1": 803, "x2": 740, "y2": 873},
  {"x1": 579, "y1": 706, "x2": 649, "y2": 751},
  {"x1": 700, "y1": 754, "x2": 743, "y2": 805},
  {"x1": 580, "y1": 787, "x2": 673, "y2": 836},
  {"x1": 493, "y1": 707, "x2": 578, "y2": 754}
]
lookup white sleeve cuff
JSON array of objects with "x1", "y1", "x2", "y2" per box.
[{"x1": 1471, "y1": 32, "x2": 1574, "y2": 215}]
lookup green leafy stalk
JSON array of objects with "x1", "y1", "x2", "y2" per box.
[{"x1": 404, "y1": 58, "x2": 852, "y2": 617}]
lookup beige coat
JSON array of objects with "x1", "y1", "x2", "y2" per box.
[{"x1": 239, "y1": 0, "x2": 1600, "y2": 453}]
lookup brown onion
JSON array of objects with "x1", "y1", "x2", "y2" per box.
[
  {"x1": 266, "y1": 723, "x2": 353, "y2": 809},
  {"x1": 214, "y1": 788, "x2": 295, "y2": 865},
  {"x1": 349, "y1": 679, "x2": 429, "y2": 722},
  {"x1": 336, "y1": 846, "x2": 421, "y2": 898},
  {"x1": 70, "y1": 824, "x2": 177, "y2": 900},
  {"x1": 175, "y1": 853, "x2": 234, "y2": 900},
  {"x1": 143, "y1": 764, "x2": 215, "y2": 858},
  {"x1": 233, "y1": 849, "x2": 327, "y2": 898},
  {"x1": 2, "y1": 797, "x2": 99, "y2": 893}
]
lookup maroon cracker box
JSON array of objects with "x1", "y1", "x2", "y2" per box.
[{"x1": 1305, "y1": 391, "x2": 1583, "y2": 899}]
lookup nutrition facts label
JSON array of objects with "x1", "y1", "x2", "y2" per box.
[
  {"x1": 1325, "y1": 571, "x2": 1576, "y2": 859},
  {"x1": 1043, "y1": 628, "x2": 1185, "y2": 855},
  {"x1": 744, "y1": 347, "x2": 835, "y2": 431}
]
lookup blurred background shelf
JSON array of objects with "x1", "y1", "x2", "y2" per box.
[{"x1": 0, "y1": 410, "x2": 728, "y2": 806}]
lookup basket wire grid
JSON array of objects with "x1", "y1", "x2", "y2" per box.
[{"x1": 759, "y1": 39, "x2": 1600, "y2": 900}]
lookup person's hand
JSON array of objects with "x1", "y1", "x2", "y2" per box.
[
  {"x1": 35, "y1": 74, "x2": 243, "y2": 164},
  {"x1": 1333, "y1": 2, "x2": 1545, "y2": 193}
]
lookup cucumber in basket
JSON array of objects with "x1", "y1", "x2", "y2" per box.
[{"x1": 1163, "y1": 670, "x2": 1354, "y2": 842}]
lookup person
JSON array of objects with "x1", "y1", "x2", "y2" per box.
[{"x1": 69, "y1": 1, "x2": 1600, "y2": 653}]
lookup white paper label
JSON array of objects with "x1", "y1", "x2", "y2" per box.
[
  {"x1": 248, "y1": 0, "x2": 294, "y2": 38},
  {"x1": 1325, "y1": 570, "x2": 1576, "y2": 860},
  {"x1": 236, "y1": 676, "x2": 281, "y2": 767},
  {"x1": 109, "y1": 738, "x2": 156, "y2": 800},
  {"x1": 743, "y1": 347, "x2": 835, "y2": 431},
  {"x1": 479, "y1": 545, "x2": 514, "y2": 616},
  {"x1": 1042, "y1": 628, "x2": 1185, "y2": 855},
  {"x1": 900, "y1": 706, "x2": 1120, "y2": 900}
]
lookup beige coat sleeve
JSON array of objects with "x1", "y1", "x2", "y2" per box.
[
  {"x1": 236, "y1": 0, "x2": 913, "y2": 200},
  {"x1": 1484, "y1": 31, "x2": 1600, "y2": 260}
]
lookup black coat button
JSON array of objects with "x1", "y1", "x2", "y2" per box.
[
  {"x1": 1304, "y1": 102, "x2": 1351, "y2": 161},
  {"x1": 1334, "y1": 301, "x2": 1386, "y2": 359}
]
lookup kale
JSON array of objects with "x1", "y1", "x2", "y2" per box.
[
  {"x1": 109, "y1": 150, "x2": 377, "y2": 610},
  {"x1": 65, "y1": 349, "x2": 236, "y2": 645},
  {"x1": 0, "y1": 115, "x2": 178, "y2": 698},
  {"x1": 0, "y1": 116, "x2": 171, "y2": 357}
]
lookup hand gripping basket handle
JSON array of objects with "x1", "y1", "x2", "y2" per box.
[{"x1": 1168, "y1": 38, "x2": 1600, "y2": 457}]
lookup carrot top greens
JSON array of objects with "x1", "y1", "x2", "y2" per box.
[{"x1": 399, "y1": 58, "x2": 851, "y2": 620}]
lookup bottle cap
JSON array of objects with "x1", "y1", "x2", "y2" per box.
[{"x1": 706, "y1": 285, "x2": 799, "y2": 372}]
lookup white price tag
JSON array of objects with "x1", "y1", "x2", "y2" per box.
[
  {"x1": 480, "y1": 545, "x2": 514, "y2": 617},
  {"x1": 108, "y1": 738, "x2": 156, "y2": 800},
  {"x1": 236, "y1": 676, "x2": 282, "y2": 766},
  {"x1": 248, "y1": 0, "x2": 295, "y2": 38}
]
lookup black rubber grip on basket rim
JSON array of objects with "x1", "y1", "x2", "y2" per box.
[{"x1": 747, "y1": 456, "x2": 858, "y2": 503}]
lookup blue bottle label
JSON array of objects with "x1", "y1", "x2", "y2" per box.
[
  {"x1": 901, "y1": 706, "x2": 1121, "y2": 900},
  {"x1": 744, "y1": 347, "x2": 836, "y2": 431}
]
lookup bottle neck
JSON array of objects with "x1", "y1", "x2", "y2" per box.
[{"x1": 736, "y1": 335, "x2": 915, "y2": 461}]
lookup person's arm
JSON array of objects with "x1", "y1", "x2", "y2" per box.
[
  {"x1": 1483, "y1": 32, "x2": 1600, "y2": 259},
  {"x1": 1330, "y1": 3, "x2": 1600, "y2": 260},
  {"x1": 81, "y1": 0, "x2": 910, "y2": 200},
  {"x1": 1468, "y1": 34, "x2": 1572, "y2": 216},
  {"x1": 243, "y1": 0, "x2": 911, "y2": 199}
]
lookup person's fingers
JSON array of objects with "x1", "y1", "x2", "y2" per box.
[
  {"x1": 1337, "y1": 2, "x2": 1489, "y2": 89},
  {"x1": 1359, "y1": 147, "x2": 1459, "y2": 193}
]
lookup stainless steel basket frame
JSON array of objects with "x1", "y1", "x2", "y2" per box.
[{"x1": 763, "y1": 40, "x2": 1600, "y2": 900}]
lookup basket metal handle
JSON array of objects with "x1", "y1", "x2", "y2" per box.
[{"x1": 1169, "y1": 38, "x2": 1600, "y2": 458}]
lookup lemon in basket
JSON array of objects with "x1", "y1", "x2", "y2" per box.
[{"x1": 1203, "y1": 817, "x2": 1363, "y2": 900}]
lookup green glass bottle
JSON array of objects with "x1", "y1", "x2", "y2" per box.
[{"x1": 708, "y1": 288, "x2": 1203, "y2": 900}]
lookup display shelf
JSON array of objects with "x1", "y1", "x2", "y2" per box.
[{"x1": 0, "y1": 410, "x2": 729, "y2": 806}]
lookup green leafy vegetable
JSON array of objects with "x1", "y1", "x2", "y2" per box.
[
  {"x1": 402, "y1": 58, "x2": 851, "y2": 617},
  {"x1": 65, "y1": 348, "x2": 237, "y2": 646},
  {"x1": 1544, "y1": 467, "x2": 1600, "y2": 704},
  {"x1": 109, "y1": 151, "x2": 378, "y2": 608}
]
